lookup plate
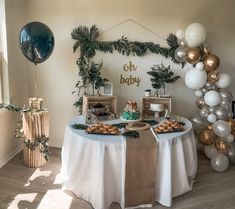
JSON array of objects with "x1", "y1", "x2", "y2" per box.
[
  {"x1": 154, "y1": 128, "x2": 184, "y2": 134},
  {"x1": 126, "y1": 122, "x2": 150, "y2": 131}
]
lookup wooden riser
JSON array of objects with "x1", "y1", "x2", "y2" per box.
[{"x1": 23, "y1": 146, "x2": 46, "y2": 168}]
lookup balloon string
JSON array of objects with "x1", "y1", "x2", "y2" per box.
[{"x1": 34, "y1": 65, "x2": 39, "y2": 98}]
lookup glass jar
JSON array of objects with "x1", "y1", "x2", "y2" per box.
[{"x1": 145, "y1": 89, "x2": 151, "y2": 97}]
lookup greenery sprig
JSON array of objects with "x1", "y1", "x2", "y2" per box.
[
  {"x1": 0, "y1": 103, "x2": 50, "y2": 161},
  {"x1": 147, "y1": 63, "x2": 180, "y2": 94}
]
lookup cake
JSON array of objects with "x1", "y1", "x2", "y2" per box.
[{"x1": 121, "y1": 100, "x2": 140, "y2": 120}]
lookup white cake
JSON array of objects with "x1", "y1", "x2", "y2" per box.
[{"x1": 150, "y1": 103, "x2": 164, "y2": 112}]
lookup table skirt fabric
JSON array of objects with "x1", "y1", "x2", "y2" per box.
[
  {"x1": 60, "y1": 116, "x2": 197, "y2": 209},
  {"x1": 61, "y1": 126, "x2": 126, "y2": 209}
]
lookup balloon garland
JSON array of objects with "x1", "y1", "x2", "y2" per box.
[{"x1": 175, "y1": 23, "x2": 234, "y2": 172}]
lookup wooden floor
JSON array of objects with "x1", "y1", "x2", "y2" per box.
[{"x1": 0, "y1": 148, "x2": 235, "y2": 209}]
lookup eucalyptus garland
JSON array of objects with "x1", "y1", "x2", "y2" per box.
[
  {"x1": 0, "y1": 103, "x2": 50, "y2": 161},
  {"x1": 24, "y1": 136, "x2": 50, "y2": 161},
  {"x1": 71, "y1": 25, "x2": 182, "y2": 108}
]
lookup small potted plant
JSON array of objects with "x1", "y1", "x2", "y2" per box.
[{"x1": 147, "y1": 63, "x2": 180, "y2": 96}]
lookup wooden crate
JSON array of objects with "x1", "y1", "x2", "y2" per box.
[
  {"x1": 23, "y1": 145, "x2": 46, "y2": 168},
  {"x1": 141, "y1": 97, "x2": 172, "y2": 119},
  {"x1": 82, "y1": 95, "x2": 117, "y2": 115}
]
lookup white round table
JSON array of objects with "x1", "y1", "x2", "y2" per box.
[{"x1": 60, "y1": 115, "x2": 197, "y2": 209}]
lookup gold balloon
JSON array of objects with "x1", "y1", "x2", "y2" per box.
[
  {"x1": 204, "y1": 54, "x2": 220, "y2": 72},
  {"x1": 228, "y1": 119, "x2": 235, "y2": 131},
  {"x1": 215, "y1": 139, "x2": 230, "y2": 154},
  {"x1": 196, "y1": 98, "x2": 205, "y2": 109},
  {"x1": 199, "y1": 128, "x2": 216, "y2": 145},
  {"x1": 204, "y1": 47, "x2": 210, "y2": 55},
  {"x1": 207, "y1": 124, "x2": 212, "y2": 130},
  {"x1": 186, "y1": 47, "x2": 201, "y2": 64},
  {"x1": 207, "y1": 70, "x2": 219, "y2": 82},
  {"x1": 231, "y1": 130, "x2": 235, "y2": 137}
]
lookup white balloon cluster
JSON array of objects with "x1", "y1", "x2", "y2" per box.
[{"x1": 175, "y1": 23, "x2": 234, "y2": 172}]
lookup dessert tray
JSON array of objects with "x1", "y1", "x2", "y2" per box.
[
  {"x1": 154, "y1": 119, "x2": 185, "y2": 134},
  {"x1": 86, "y1": 123, "x2": 119, "y2": 135}
]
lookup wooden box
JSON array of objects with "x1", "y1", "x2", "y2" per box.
[
  {"x1": 141, "y1": 97, "x2": 172, "y2": 119},
  {"x1": 82, "y1": 95, "x2": 117, "y2": 115}
]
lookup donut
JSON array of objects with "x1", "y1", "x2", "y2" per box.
[
  {"x1": 111, "y1": 130, "x2": 118, "y2": 135},
  {"x1": 109, "y1": 127, "x2": 118, "y2": 132},
  {"x1": 103, "y1": 124, "x2": 112, "y2": 129},
  {"x1": 103, "y1": 131, "x2": 109, "y2": 134}
]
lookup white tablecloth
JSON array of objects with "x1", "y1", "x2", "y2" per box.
[{"x1": 60, "y1": 115, "x2": 197, "y2": 209}]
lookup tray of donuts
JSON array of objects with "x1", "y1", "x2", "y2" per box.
[
  {"x1": 154, "y1": 119, "x2": 184, "y2": 134},
  {"x1": 86, "y1": 123, "x2": 119, "y2": 135}
]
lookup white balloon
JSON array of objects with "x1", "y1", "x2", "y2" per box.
[
  {"x1": 207, "y1": 113, "x2": 217, "y2": 123},
  {"x1": 210, "y1": 153, "x2": 229, "y2": 172},
  {"x1": 185, "y1": 68, "x2": 207, "y2": 90},
  {"x1": 204, "y1": 90, "x2": 221, "y2": 107},
  {"x1": 215, "y1": 73, "x2": 231, "y2": 89},
  {"x1": 196, "y1": 62, "x2": 204, "y2": 71},
  {"x1": 224, "y1": 134, "x2": 234, "y2": 143},
  {"x1": 176, "y1": 29, "x2": 185, "y2": 40},
  {"x1": 204, "y1": 144, "x2": 218, "y2": 159},
  {"x1": 185, "y1": 23, "x2": 207, "y2": 47},
  {"x1": 212, "y1": 120, "x2": 231, "y2": 138},
  {"x1": 195, "y1": 90, "x2": 203, "y2": 97}
]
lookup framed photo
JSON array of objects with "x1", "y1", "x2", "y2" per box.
[{"x1": 102, "y1": 82, "x2": 113, "y2": 96}]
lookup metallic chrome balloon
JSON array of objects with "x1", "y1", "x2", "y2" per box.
[
  {"x1": 174, "y1": 46, "x2": 187, "y2": 63},
  {"x1": 205, "y1": 81, "x2": 216, "y2": 90},
  {"x1": 212, "y1": 120, "x2": 231, "y2": 138},
  {"x1": 196, "y1": 97, "x2": 205, "y2": 108},
  {"x1": 204, "y1": 144, "x2": 218, "y2": 159},
  {"x1": 209, "y1": 106, "x2": 217, "y2": 114},
  {"x1": 227, "y1": 143, "x2": 235, "y2": 164},
  {"x1": 219, "y1": 89, "x2": 233, "y2": 101},
  {"x1": 228, "y1": 111, "x2": 233, "y2": 119},
  {"x1": 210, "y1": 153, "x2": 229, "y2": 172},
  {"x1": 215, "y1": 106, "x2": 228, "y2": 120},
  {"x1": 192, "y1": 114, "x2": 208, "y2": 132},
  {"x1": 224, "y1": 134, "x2": 234, "y2": 143},
  {"x1": 178, "y1": 39, "x2": 187, "y2": 47},
  {"x1": 201, "y1": 87, "x2": 208, "y2": 95},
  {"x1": 200, "y1": 105, "x2": 209, "y2": 118}
]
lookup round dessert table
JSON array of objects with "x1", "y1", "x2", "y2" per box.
[{"x1": 60, "y1": 115, "x2": 197, "y2": 209}]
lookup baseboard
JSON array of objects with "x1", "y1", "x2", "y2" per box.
[
  {"x1": 49, "y1": 139, "x2": 63, "y2": 148},
  {"x1": 0, "y1": 145, "x2": 23, "y2": 168}
]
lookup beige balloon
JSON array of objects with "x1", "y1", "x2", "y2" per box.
[
  {"x1": 199, "y1": 128, "x2": 216, "y2": 145},
  {"x1": 215, "y1": 139, "x2": 230, "y2": 154},
  {"x1": 204, "y1": 54, "x2": 220, "y2": 72},
  {"x1": 186, "y1": 47, "x2": 201, "y2": 64},
  {"x1": 207, "y1": 70, "x2": 219, "y2": 82}
]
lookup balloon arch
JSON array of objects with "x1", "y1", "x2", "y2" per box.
[{"x1": 175, "y1": 23, "x2": 234, "y2": 172}]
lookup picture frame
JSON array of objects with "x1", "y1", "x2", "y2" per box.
[{"x1": 102, "y1": 82, "x2": 113, "y2": 96}]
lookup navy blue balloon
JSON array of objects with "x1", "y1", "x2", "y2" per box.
[{"x1": 19, "y1": 22, "x2": 54, "y2": 65}]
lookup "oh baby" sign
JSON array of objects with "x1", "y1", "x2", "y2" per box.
[{"x1": 120, "y1": 61, "x2": 141, "y2": 87}]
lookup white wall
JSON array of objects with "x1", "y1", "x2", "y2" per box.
[
  {"x1": 0, "y1": 0, "x2": 28, "y2": 167},
  {"x1": 4, "y1": 0, "x2": 235, "y2": 148}
]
